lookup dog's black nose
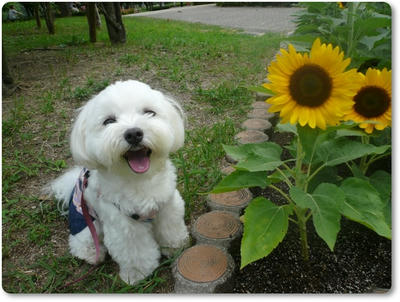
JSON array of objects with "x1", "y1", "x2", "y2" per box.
[{"x1": 124, "y1": 127, "x2": 144, "y2": 145}]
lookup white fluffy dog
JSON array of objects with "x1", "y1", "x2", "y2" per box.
[{"x1": 48, "y1": 80, "x2": 189, "y2": 285}]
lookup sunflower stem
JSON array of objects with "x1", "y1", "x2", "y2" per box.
[
  {"x1": 269, "y1": 184, "x2": 293, "y2": 205},
  {"x1": 295, "y1": 136, "x2": 305, "y2": 189},
  {"x1": 367, "y1": 152, "x2": 391, "y2": 166},
  {"x1": 359, "y1": 136, "x2": 370, "y2": 174},
  {"x1": 293, "y1": 134, "x2": 310, "y2": 261},
  {"x1": 295, "y1": 207, "x2": 310, "y2": 262},
  {"x1": 305, "y1": 163, "x2": 327, "y2": 192},
  {"x1": 276, "y1": 167, "x2": 293, "y2": 187}
]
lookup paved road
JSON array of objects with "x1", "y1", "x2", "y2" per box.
[{"x1": 126, "y1": 4, "x2": 302, "y2": 35}]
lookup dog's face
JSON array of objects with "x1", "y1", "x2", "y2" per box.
[{"x1": 70, "y1": 80, "x2": 185, "y2": 174}]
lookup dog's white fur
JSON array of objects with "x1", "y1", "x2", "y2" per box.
[{"x1": 48, "y1": 80, "x2": 189, "y2": 285}]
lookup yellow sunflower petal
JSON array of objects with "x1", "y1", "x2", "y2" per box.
[
  {"x1": 265, "y1": 38, "x2": 361, "y2": 130},
  {"x1": 344, "y1": 67, "x2": 392, "y2": 133}
]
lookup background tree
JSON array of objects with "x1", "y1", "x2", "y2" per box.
[
  {"x1": 57, "y1": 2, "x2": 71, "y2": 17},
  {"x1": 98, "y1": 2, "x2": 126, "y2": 44},
  {"x1": 2, "y1": 49, "x2": 14, "y2": 85},
  {"x1": 95, "y1": 4, "x2": 101, "y2": 29},
  {"x1": 41, "y1": 3, "x2": 55, "y2": 34},
  {"x1": 33, "y1": 3, "x2": 41, "y2": 29},
  {"x1": 86, "y1": 2, "x2": 97, "y2": 43}
]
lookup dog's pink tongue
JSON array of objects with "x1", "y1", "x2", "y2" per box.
[{"x1": 126, "y1": 150, "x2": 150, "y2": 173}]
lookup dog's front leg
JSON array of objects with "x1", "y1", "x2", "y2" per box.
[
  {"x1": 153, "y1": 190, "x2": 189, "y2": 257},
  {"x1": 102, "y1": 212, "x2": 161, "y2": 285}
]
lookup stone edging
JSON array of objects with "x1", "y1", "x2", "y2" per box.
[{"x1": 172, "y1": 91, "x2": 274, "y2": 293}]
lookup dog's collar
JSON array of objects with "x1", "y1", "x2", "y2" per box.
[
  {"x1": 79, "y1": 168, "x2": 157, "y2": 223},
  {"x1": 111, "y1": 202, "x2": 158, "y2": 223}
]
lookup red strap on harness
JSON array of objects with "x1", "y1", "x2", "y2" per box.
[
  {"x1": 60, "y1": 172, "x2": 100, "y2": 290},
  {"x1": 80, "y1": 176, "x2": 100, "y2": 264}
]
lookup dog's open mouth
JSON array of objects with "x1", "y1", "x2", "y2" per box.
[{"x1": 123, "y1": 147, "x2": 152, "y2": 173}]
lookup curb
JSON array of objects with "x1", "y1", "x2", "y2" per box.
[{"x1": 172, "y1": 91, "x2": 274, "y2": 293}]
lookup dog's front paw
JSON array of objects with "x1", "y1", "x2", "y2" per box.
[
  {"x1": 161, "y1": 235, "x2": 191, "y2": 258},
  {"x1": 119, "y1": 258, "x2": 160, "y2": 285},
  {"x1": 119, "y1": 267, "x2": 146, "y2": 285}
]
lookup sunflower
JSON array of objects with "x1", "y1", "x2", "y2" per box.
[
  {"x1": 264, "y1": 38, "x2": 361, "y2": 129},
  {"x1": 343, "y1": 68, "x2": 391, "y2": 134}
]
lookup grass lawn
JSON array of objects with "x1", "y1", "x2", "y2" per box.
[{"x1": 2, "y1": 15, "x2": 282, "y2": 293}]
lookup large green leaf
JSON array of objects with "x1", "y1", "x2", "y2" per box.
[
  {"x1": 223, "y1": 142, "x2": 283, "y2": 172},
  {"x1": 289, "y1": 184, "x2": 343, "y2": 251},
  {"x1": 276, "y1": 122, "x2": 298, "y2": 135},
  {"x1": 241, "y1": 197, "x2": 289, "y2": 269},
  {"x1": 354, "y1": 17, "x2": 391, "y2": 37},
  {"x1": 359, "y1": 31, "x2": 390, "y2": 50},
  {"x1": 316, "y1": 137, "x2": 390, "y2": 167},
  {"x1": 339, "y1": 177, "x2": 391, "y2": 239},
  {"x1": 210, "y1": 170, "x2": 269, "y2": 193},
  {"x1": 307, "y1": 166, "x2": 342, "y2": 193},
  {"x1": 369, "y1": 170, "x2": 391, "y2": 202},
  {"x1": 297, "y1": 125, "x2": 333, "y2": 164},
  {"x1": 369, "y1": 170, "x2": 391, "y2": 227}
]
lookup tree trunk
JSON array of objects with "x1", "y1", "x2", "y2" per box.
[
  {"x1": 99, "y1": 2, "x2": 126, "y2": 44},
  {"x1": 2, "y1": 50, "x2": 14, "y2": 85},
  {"x1": 87, "y1": 2, "x2": 97, "y2": 43},
  {"x1": 42, "y1": 3, "x2": 55, "y2": 35},
  {"x1": 34, "y1": 4, "x2": 41, "y2": 29},
  {"x1": 95, "y1": 4, "x2": 101, "y2": 29},
  {"x1": 57, "y1": 2, "x2": 71, "y2": 17}
]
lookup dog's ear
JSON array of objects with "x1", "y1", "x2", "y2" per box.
[
  {"x1": 164, "y1": 95, "x2": 185, "y2": 152},
  {"x1": 70, "y1": 104, "x2": 100, "y2": 169}
]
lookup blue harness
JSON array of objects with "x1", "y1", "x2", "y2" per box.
[
  {"x1": 68, "y1": 168, "x2": 97, "y2": 235},
  {"x1": 68, "y1": 168, "x2": 157, "y2": 235}
]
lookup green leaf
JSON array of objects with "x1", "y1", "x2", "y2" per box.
[
  {"x1": 297, "y1": 124, "x2": 333, "y2": 164},
  {"x1": 316, "y1": 137, "x2": 390, "y2": 167},
  {"x1": 276, "y1": 122, "x2": 298, "y2": 135},
  {"x1": 359, "y1": 31, "x2": 390, "y2": 50},
  {"x1": 223, "y1": 142, "x2": 283, "y2": 172},
  {"x1": 354, "y1": 17, "x2": 391, "y2": 37},
  {"x1": 307, "y1": 166, "x2": 342, "y2": 193},
  {"x1": 369, "y1": 170, "x2": 391, "y2": 202},
  {"x1": 289, "y1": 184, "x2": 343, "y2": 251},
  {"x1": 241, "y1": 197, "x2": 289, "y2": 269},
  {"x1": 246, "y1": 85, "x2": 275, "y2": 95},
  {"x1": 336, "y1": 128, "x2": 368, "y2": 137},
  {"x1": 369, "y1": 170, "x2": 391, "y2": 227},
  {"x1": 339, "y1": 177, "x2": 391, "y2": 239},
  {"x1": 289, "y1": 186, "x2": 311, "y2": 209},
  {"x1": 210, "y1": 170, "x2": 269, "y2": 193},
  {"x1": 311, "y1": 184, "x2": 344, "y2": 251}
]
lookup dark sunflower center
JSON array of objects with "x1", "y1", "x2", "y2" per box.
[
  {"x1": 289, "y1": 64, "x2": 332, "y2": 107},
  {"x1": 353, "y1": 86, "x2": 390, "y2": 118}
]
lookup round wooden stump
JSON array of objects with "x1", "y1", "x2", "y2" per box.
[
  {"x1": 193, "y1": 211, "x2": 242, "y2": 248},
  {"x1": 242, "y1": 118, "x2": 272, "y2": 132},
  {"x1": 235, "y1": 130, "x2": 269, "y2": 144},
  {"x1": 252, "y1": 100, "x2": 271, "y2": 109},
  {"x1": 221, "y1": 165, "x2": 235, "y2": 175},
  {"x1": 174, "y1": 245, "x2": 235, "y2": 293},
  {"x1": 207, "y1": 189, "x2": 252, "y2": 214},
  {"x1": 247, "y1": 108, "x2": 274, "y2": 119}
]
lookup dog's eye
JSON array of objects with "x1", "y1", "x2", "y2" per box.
[
  {"x1": 103, "y1": 116, "x2": 116, "y2": 125},
  {"x1": 144, "y1": 109, "x2": 156, "y2": 117}
]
